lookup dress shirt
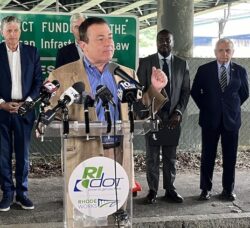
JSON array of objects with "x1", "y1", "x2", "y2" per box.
[
  {"x1": 217, "y1": 61, "x2": 230, "y2": 86},
  {"x1": 83, "y1": 57, "x2": 121, "y2": 144},
  {"x1": 158, "y1": 52, "x2": 172, "y2": 82},
  {"x1": 6, "y1": 44, "x2": 22, "y2": 100}
]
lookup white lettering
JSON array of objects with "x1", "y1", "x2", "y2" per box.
[
  {"x1": 115, "y1": 42, "x2": 130, "y2": 51},
  {"x1": 109, "y1": 24, "x2": 127, "y2": 35},
  {"x1": 42, "y1": 22, "x2": 69, "y2": 33},
  {"x1": 22, "y1": 21, "x2": 34, "y2": 32}
]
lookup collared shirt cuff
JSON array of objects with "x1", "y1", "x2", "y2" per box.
[
  {"x1": 0, "y1": 99, "x2": 6, "y2": 104},
  {"x1": 25, "y1": 96, "x2": 33, "y2": 102},
  {"x1": 175, "y1": 109, "x2": 182, "y2": 116}
]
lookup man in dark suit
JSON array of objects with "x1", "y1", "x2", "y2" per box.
[
  {"x1": 0, "y1": 16, "x2": 42, "y2": 211},
  {"x1": 191, "y1": 38, "x2": 249, "y2": 201},
  {"x1": 137, "y1": 29, "x2": 190, "y2": 204},
  {"x1": 55, "y1": 13, "x2": 85, "y2": 68}
]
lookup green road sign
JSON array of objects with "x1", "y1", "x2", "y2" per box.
[{"x1": 0, "y1": 11, "x2": 138, "y2": 78}]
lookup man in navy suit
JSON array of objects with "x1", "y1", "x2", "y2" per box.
[
  {"x1": 0, "y1": 16, "x2": 42, "y2": 211},
  {"x1": 55, "y1": 13, "x2": 85, "y2": 68},
  {"x1": 191, "y1": 38, "x2": 249, "y2": 201},
  {"x1": 137, "y1": 29, "x2": 190, "y2": 204}
]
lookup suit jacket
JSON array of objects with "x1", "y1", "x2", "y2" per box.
[
  {"x1": 55, "y1": 43, "x2": 80, "y2": 69},
  {"x1": 47, "y1": 59, "x2": 167, "y2": 184},
  {"x1": 0, "y1": 42, "x2": 43, "y2": 123},
  {"x1": 137, "y1": 53, "x2": 190, "y2": 145},
  {"x1": 191, "y1": 60, "x2": 249, "y2": 131}
]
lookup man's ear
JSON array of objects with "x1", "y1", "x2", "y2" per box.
[{"x1": 78, "y1": 40, "x2": 85, "y2": 51}]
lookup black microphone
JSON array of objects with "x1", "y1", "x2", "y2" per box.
[
  {"x1": 117, "y1": 81, "x2": 149, "y2": 119},
  {"x1": 40, "y1": 82, "x2": 84, "y2": 125},
  {"x1": 96, "y1": 85, "x2": 113, "y2": 133},
  {"x1": 108, "y1": 62, "x2": 144, "y2": 92},
  {"x1": 117, "y1": 80, "x2": 137, "y2": 103},
  {"x1": 75, "y1": 90, "x2": 95, "y2": 137},
  {"x1": 18, "y1": 80, "x2": 60, "y2": 116},
  {"x1": 96, "y1": 85, "x2": 115, "y2": 107}
]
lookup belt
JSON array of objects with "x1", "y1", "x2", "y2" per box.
[
  {"x1": 103, "y1": 142, "x2": 121, "y2": 150},
  {"x1": 11, "y1": 99, "x2": 23, "y2": 102}
]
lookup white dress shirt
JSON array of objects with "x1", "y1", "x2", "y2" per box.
[{"x1": 6, "y1": 44, "x2": 22, "y2": 100}]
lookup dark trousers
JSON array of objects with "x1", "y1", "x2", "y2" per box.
[
  {"x1": 0, "y1": 114, "x2": 33, "y2": 198},
  {"x1": 200, "y1": 124, "x2": 239, "y2": 193},
  {"x1": 146, "y1": 137, "x2": 177, "y2": 193}
]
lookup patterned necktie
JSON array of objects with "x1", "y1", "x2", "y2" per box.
[
  {"x1": 162, "y1": 58, "x2": 171, "y2": 112},
  {"x1": 220, "y1": 65, "x2": 227, "y2": 92}
]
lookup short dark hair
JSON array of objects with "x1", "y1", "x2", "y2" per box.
[
  {"x1": 79, "y1": 17, "x2": 108, "y2": 43},
  {"x1": 157, "y1": 29, "x2": 173, "y2": 40}
]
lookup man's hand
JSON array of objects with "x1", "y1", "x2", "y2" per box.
[
  {"x1": 151, "y1": 66, "x2": 168, "y2": 92},
  {"x1": 0, "y1": 102, "x2": 22, "y2": 113},
  {"x1": 167, "y1": 112, "x2": 182, "y2": 130}
]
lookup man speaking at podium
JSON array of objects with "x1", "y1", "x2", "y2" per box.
[{"x1": 46, "y1": 17, "x2": 168, "y2": 225}]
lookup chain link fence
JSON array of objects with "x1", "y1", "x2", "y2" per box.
[{"x1": 30, "y1": 58, "x2": 250, "y2": 158}]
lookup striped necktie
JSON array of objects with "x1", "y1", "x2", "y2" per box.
[{"x1": 220, "y1": 65, "x2": 227, "y2": 92}]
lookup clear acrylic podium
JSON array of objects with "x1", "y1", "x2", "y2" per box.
[{"x1": 44, "y1": 120, "x2": 150, "y2": 228}]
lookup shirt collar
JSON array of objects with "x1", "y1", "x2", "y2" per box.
[
  {"x1": 5, "y1": 43, "x2": 20, "y2": 53},
  {"x1": 158, "y1": 52, "x2": 172, "y2": 62},
  {"x1": 83, "y1": 56, "x2": 109, "y2": 71},
  {"x1": 217, "y1": 61, "x2": 230, "y2": 69}
]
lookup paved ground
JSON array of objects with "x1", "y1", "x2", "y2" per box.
[{"x1": 1, "y1": 169, "x2": 250, "y2": 228}]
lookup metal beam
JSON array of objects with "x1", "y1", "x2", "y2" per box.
[
  {"x1": 194, "y1": 2, "x2": 240, "y2": 16},
  {"x1": 110, "y1": 0, "x2": 155, "y2": 15},
  {"x1": 0, "y1": 0, "x2": 12, "y2": 10},
  {"x1": 30, "y1": 0, "x2": 56, "y2": 12},
  {"x1": 140, "y1": 24, "x2": 156, "y2": 32},
  {"x1": 71, "y1": 0, "x2": 107, "y2": 13},
  {"x1": 139, "y1": 12, "x2": 157, "y2": 21}
]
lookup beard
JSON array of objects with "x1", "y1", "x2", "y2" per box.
[{"x1": 158, "y1": 49, "x2": 171, "y2": 58}]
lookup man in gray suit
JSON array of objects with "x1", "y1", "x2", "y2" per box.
[{"x1": 137, "y1": 29, "x2": 190, "y2": 204}]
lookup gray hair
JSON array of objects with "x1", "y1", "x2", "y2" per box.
[
  {"x1": 1, "y1": 16, "x2": 21, "y2": 32},
  {"x1": 70, "y1": 13, "x2": 85, "y2": 26},
  {"x1": 215, "y1": 38, "x2": 234, "y2": 50}
]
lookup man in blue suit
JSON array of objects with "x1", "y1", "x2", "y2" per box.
[
  {"x1": 0, "y1": 16, "x2": 42, "y2": 211},
  {"x1": 55, "y1": 13, "x2": 85, "y2": 68},
  {"x1": 191, "y1": 38, "x2": 249, "y2": 201}
]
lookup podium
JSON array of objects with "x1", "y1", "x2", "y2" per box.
[{"x1": 44, "y1": 120, "x2": 150, "y2": 228}]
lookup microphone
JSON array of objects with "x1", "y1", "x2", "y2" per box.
[
  {"x1": 96, "y1": 85, "x2": 116, "y2": 107},
  {"x1": 75, "y1": 91, "x2": 95, "y2": 138},
  {"x1": 96, "y1": 85, "x2": 113, "y2": 133},
  {"x1": 117, "y1": 81, "x2": 149, "y2": 119},
  {"x1": 40, "y1": 81, "x2": 84, "y2": 125},
  {"x1": 117, "y1": 80, "x2": 137, "y2": 103},
  {"x1": 18, "y1": 80, "x2": 60, "y2": 116},
  {"x1": 108, "y1": 62, "x2": 144, "y2": 92}
]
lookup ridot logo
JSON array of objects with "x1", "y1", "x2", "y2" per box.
[{"x1": 68, "y1": 157, "x2": 129, "y2": 217}]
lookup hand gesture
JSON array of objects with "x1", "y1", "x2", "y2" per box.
[{"x1": 151, "y1": 66, "x2": 168, "y2": 92}]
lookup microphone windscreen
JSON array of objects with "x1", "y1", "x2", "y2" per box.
[
  {"x1": 51, "y1": 80, "x2": 60, "y2": 89},
  {"x1": 72, "y1": 82, "x2": 85, "y2": 94},
  {"x1": 108, "y1": 62, "x2": 119, "y2": 75}
]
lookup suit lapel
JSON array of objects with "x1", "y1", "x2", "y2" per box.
[
  {"x1": 0, "y1": 43, "x2": 12, "y2": 79},
  {"x1": 152, "y1": 53, "x2": 160, "y2": 68},
  {"x1": 19, "y1": 43, "x2": 26, "y2": 94}
]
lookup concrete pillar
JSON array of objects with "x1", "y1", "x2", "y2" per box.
[{"x1": 157, "y1": 0, "x2": 193, "y2": 58}]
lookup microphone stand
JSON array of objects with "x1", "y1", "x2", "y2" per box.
[
  {"x1": 62, "y1": 106, "x2": 69, "y2": 137},
  {"x1": 84, "y1": 105, "x2": 90, "y2": 140},
  {"x1": 128, "y1": 102, "x2": 134, "y2": 135},
  {"x1": 35, "y1": 102, "x2": 47, "y2": 142},
  {"x1": 103, "y1": 103, "x2": 112, "y2": 134},
  {"x1": 150, "y1": 97, "x2": 159, "y2": 140}
]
